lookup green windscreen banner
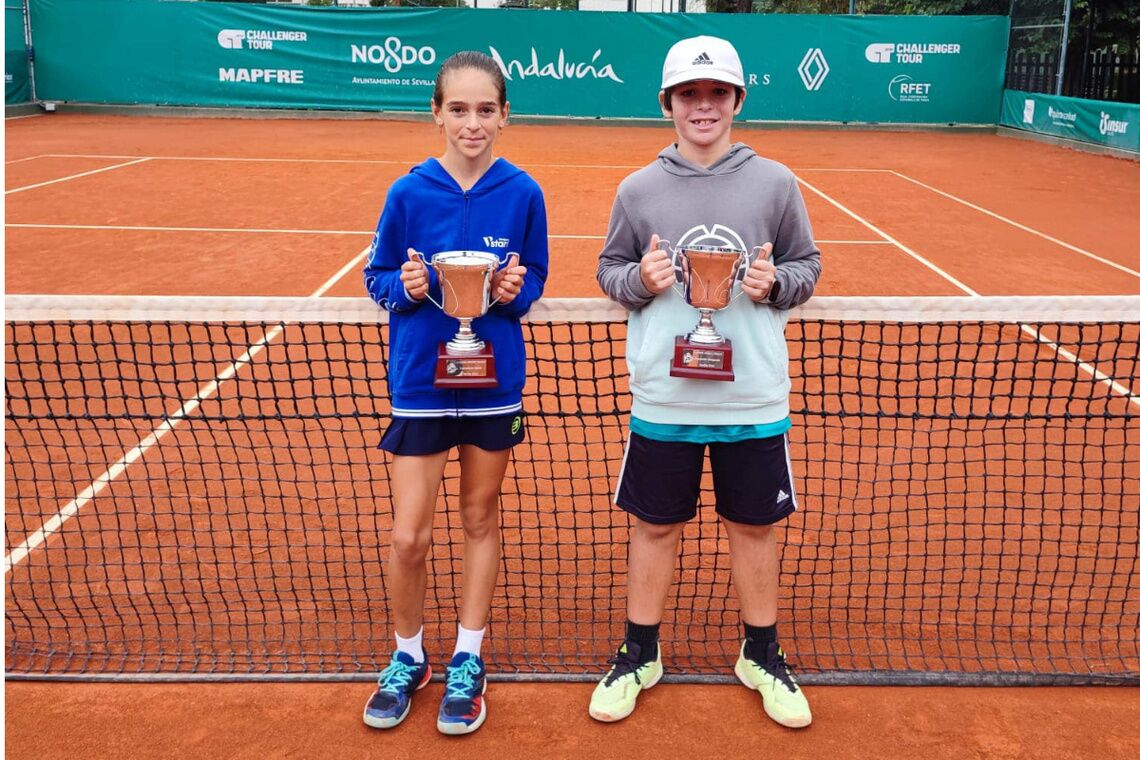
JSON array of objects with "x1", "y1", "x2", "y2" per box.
[
  {"x1": 27, "y1": 1, "x2": 1009, "y2": 123},
  {"x1": 1002, "y1": 90, "x2": 1140, "y2": 154},
  {"x1": 5, "y1": 2, "x2": 31, "y2": 104}
]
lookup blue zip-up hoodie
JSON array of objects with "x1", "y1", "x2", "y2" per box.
[{"x1": 363, "y1": 157, "x2": 549, "y2": 418}]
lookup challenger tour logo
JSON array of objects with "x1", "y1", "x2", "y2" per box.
[
  {"x1": 488, "y1": 47, "x2": 624, "y2": 83},
  {"x1": 865, "y1": 42, "x2": 961, "y2": 64},
  {"x1": 217, "y1": 29, "x2": 308, "y2": 51}
]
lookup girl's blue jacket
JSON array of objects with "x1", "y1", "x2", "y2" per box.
[{"x1": 363, "y1": 157, "x2": 549, "y2": 417}]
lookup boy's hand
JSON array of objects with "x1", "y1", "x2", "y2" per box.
[
  {"x1": 401, "y1": 248, "x2": 430, "y2": 301},
  {"x1": 742, "y1": 243, "x2": 776, "y2": 302},
  {"x1": 492, "y1": 262, "x2": 528, "y2": 304},
  {"x1": 639, "y1": 234, "x2": 675, "y2": 294}
]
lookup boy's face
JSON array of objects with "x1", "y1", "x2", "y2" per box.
[{"x1": 661, "y1": 79, "x2": 744, "y2": 154}]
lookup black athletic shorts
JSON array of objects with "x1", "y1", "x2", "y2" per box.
[{"x1": 615, "y1": 431, "x2": 797, "y2": 526}]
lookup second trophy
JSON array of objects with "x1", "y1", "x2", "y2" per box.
[
  {"x1": 662, "y1": 241, "x2": 753, "y2": 381},
  {"x1": 410, "y1": 249, "x2": 519, "y2": 388}
]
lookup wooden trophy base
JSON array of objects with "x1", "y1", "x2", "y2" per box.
[
  {"x1": 669, "y1": 335, "x2": 735, "y2": 381},
  {"x1": 434, "y1": 343, "x2": 498, "y2": 388}
]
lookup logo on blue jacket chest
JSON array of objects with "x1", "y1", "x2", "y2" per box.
[{"x1": 483, "y1": 236, "x2": 510, "y2": 248}]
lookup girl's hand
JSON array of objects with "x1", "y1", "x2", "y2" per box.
[{"x1": 492, "y1": 264, "x2": 528, "y2": 304}]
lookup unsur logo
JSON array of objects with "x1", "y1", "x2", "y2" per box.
[{"x1": 1099, "y1": 112, "x2": 1129, "y2": 136}]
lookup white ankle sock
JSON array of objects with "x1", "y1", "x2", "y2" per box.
[
  {"x1": 453, "y1": 624, "x2": 485, "y2": 658},
  {"x1": 395, "y1": 626, "x2": 425, "y2": 663}
]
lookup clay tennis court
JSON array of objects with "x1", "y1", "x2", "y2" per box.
[{"x1": 5, "y1": 113, "x2": 1140, "y2": 757}]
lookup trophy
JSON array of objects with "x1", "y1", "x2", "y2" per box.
[
  {"x1": 410, "y1": 250, "x2": 519, "y2": 388},
  {"x1": 660, "y1": 241, "x2": 757, "y2": 381}
]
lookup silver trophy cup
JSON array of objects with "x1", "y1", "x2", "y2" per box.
[
  {"x1": 662, "y1": 242, "x2": 751, "y2": 345},
  {"x1": 410, "y1": 250, "x2": 519, "y2": 354}
]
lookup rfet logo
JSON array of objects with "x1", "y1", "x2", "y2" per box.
[{"x1": 889, "y1": 74, "x2": 931, "y2": 103}]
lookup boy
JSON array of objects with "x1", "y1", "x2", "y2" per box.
[{"x1": 590, "y1": 35, "x2": 821, "y2": 729}]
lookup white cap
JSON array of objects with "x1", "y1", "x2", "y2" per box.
[{"x1": 660, "y1": 35, "x2": 745, "y2": 90}]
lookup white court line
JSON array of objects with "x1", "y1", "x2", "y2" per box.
[
  {"x1": 5, "y1": 114, "x2": 43, "y2": 121},
  {"x1": 5, "y1": 158, "x2": 151, "y2": 195},
  {"x1": 36, "y1": 153, "x2": 646, "y2": 170},
  {"x1": 890, "y1": 170, "x2": 1140, "y2": 280},
  {"x1": 795, "y1": 176, "x2": 979, "y2": 295},
  {"x1": 6, "y1": 223, "x2": 373, "y2": 236},
  {"x1": 33, "y1": 153, "x2": 894, "y2": 173},
  {"x1": 5, "y1": 154, "x2": 48, "y2": 164},
  {"x1": 5, "y1": 222, "x2": 893, "y2": 245},
  {"x1": 3, "y1": 245, "x2": 372, "y2": 573},
  {"x1": 796, "y1": 175, "x2": 1139, "y2": 410}
]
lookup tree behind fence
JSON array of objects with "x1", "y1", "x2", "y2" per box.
[{"x1": 1007, "y1": 48, "x2": 1140, "y2": 103}]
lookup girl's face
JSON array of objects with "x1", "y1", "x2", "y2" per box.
[
  {"x1": 663, "y1": 79, "x2": 743, "y2": 155},
  {"x1": 432, "y1": 67, "x2": 509, "y2": 163}
]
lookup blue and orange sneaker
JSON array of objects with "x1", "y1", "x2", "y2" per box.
[
  {"x1": 436, "y1": 651, "x2": 487, "y2": 735},
  {"x1": 362, "y1": 651, "x2": 432, "y2": 729}
]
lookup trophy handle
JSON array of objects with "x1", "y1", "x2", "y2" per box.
[
  {"x1": 488, "y1": 252, "x2": 521, "y2": 307},
  {"x1": 408, "y1": 250, "x2": 445, "y2": 310},
  {"x1": 726, "y1": 246, "x2": 763, "y2": 303}
]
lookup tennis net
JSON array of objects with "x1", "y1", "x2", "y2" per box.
[{"x1": 5, "y1": 294, "x2": 1139, "y2": 684}]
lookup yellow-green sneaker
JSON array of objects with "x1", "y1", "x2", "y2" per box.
[
  {"x1": 588, "y1": 641, "x2": 663, "y2": 722},
  {"x1": 735, "y1": 640, "x2": 812, "y2": 728}
]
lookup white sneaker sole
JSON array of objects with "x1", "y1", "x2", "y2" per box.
[{"x1": 588, "y1": 665, "x2": 663, "y2": 723}]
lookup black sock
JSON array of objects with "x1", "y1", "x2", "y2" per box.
[
  {"x1": 625, "y1": 621, "x2": 659, "y2": 663},
  {"x1": 743, "y1": 622, "x2": 777, "y2": 662}
]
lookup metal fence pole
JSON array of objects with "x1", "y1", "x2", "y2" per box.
[{"x1": 1056, "y1": 0, "x2": 1072, "y2": 96}]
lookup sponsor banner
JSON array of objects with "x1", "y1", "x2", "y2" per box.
[
  {"x1": 1003, "y1": 90, "x2": 1140, "y2": 153},
  {"x1": 28, "y1": 1, "x2": 1007, "y2": 123},
  {"x1": 5, "y1": 4, "x2": 31, "y2": 105}
]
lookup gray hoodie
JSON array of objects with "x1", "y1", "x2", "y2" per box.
[{"x1": 597, "y1": 142, "x2": 821, "y2": 425}]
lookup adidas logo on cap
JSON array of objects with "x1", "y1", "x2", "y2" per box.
[{"x1": 692, "y1": 52, "x2": 713, "y2": 65}]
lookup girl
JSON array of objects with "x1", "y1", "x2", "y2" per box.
[{"x1": 362, "y1": 51, "x2": 548, "y2": 736}]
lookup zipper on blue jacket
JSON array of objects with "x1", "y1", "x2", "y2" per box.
[{"x1": 462, "y1": 191, "x2": 470, "y2": 246}]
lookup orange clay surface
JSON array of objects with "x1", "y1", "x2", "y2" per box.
[{"x1": 5, "y1": 113, "x2": 1140, "y2": 759}]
